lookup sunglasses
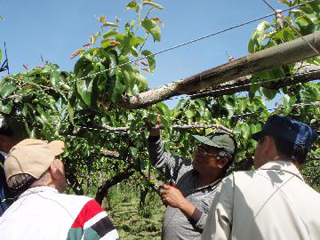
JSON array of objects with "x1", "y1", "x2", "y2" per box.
[{"x1": 194, "y1": 145, "x2": 221, "y2": 159}]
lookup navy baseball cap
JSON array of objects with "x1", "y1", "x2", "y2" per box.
[{"x1": 252, "y1": 115, "x2": 317, "y2": 151}]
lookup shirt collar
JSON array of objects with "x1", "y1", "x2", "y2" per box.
[
  {"x1": 192, "y1": 170, "x2": 222, "y2": 191},
  {"x1": 20, "y1": 186, "x2": 58, "y2": 198},
  {"x1": 0, "y1": 151, "x2": 7, "y2": 157},
  {"x1": 258, "y1": 160, "x2": 304, "y2": 181}
]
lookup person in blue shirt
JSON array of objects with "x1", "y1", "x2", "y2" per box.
[{"x1": 0, "y1": 115, "x2": 21, "y2": 216}]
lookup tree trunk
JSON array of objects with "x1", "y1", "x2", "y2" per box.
[{"x1": 95, "y1": 168, "x2": 134, "y2": 205}]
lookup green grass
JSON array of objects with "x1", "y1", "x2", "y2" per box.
[{"x1": 104, "y1": 184, "x2": 165, "y2": 239}]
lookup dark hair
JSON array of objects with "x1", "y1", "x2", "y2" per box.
[
  {"x1": 7, "y1": 173, "x2": 36, "y2": 196},
  {"x1": 0, "y1": 116, "x2": 14, "y2": 137},
  {"x1": 272, "y1": 136, "x2": 308, "y2": 164},
  {"x1": 221, "y1": 135, "x2": 237, "y2": 174}
]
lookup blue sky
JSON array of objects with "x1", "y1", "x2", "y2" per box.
[{"x1": 0, "y1": 0, "x2": 285, "y2": 104}]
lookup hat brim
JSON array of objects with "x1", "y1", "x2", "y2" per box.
[
  {"x1": 252, "y1": 131, "x2": 263, "y2": 141},
  {"x1": 48, "y1": 140, "x2": 65, "y2": 156},
  {"x1": 193, "y1": 135, "x2": 223, "y2": 149}
]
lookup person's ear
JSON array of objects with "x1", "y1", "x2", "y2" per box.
[
  {"x1": 264, "y1": 136, "x2": 275, "y2": 151},
  {"x1": 49, "y1": 159, "x2": 65, "y2": 180},
  {"x1": 216, "y1": 157, "x2": 229, "y2": 169},
  {"x1": 49, "y1": 161, "x2": 59, "y2": 180}
]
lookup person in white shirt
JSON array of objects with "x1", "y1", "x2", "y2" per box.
[
  {"x1": 202, "y1": 115, "x2": 319, "y2": 240},
  {"x1": 0, "y1": 138, "x2": 119, "y2": 240}
]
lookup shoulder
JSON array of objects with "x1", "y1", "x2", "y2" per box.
[
  {"x1": 52, "y1": 193, "x2": 97, "y2": 215},
  {"x1": 219, "y1": 170, "x2": 257, "y2": 190}
]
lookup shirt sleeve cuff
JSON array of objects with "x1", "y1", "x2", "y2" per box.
[{"x1": 188, "y1": 208, "x2": 203, "y2": 225}]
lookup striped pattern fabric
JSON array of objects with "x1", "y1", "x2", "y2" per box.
[{"x1": 67, "y1": 200, "x2": 119, "y2": 240}]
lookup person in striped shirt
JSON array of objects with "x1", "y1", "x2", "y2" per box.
[{"x1": 0, "y1": 138, "x2": 119, "y2": 240}]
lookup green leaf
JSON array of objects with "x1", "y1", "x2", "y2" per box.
[
  {"x1": 256, "y1": 21, "x2": 271, "y2": 35},
  {"x1": 143, "y1": 1, "x2": 164, "y2": 10},
  {"x1": 159, "y1": 115, "x2": 170, "y2": 130},
  {"x1": 103, "y1": 29, "x2": 118, "y2": 39},
  {"x1": 126, "y1": 0, "x2": 138, "y2": 12},
  {"x1": 101, "y1": 39, "x2": 113, "y2": 48},
  {"x1": 50, "y1": 71, "x2": 60, "y2": 86},
  {"x1": 67, "y1": 102, "x2": 75, "y2": 125},
  {"x1": 74, "y1": 57, "x2": 93, "y2": 78},
  {"x1": 275, "y1": 27, "x2": 295, "y2": 43},
  {"x1": 248, "y1": 30, "x2": 260, "y2": 53},
  {"x1": 108, "y1": 51, "x2": 118, "y2": 77},
  {"x1": 238, "y1": 99, "x2": 247, "y2": 113},
  {"x1": 131, "y1": 36, "x2": 145, "y2": 47},
  {"x1": 131, "y1": 46, "x2": 139, "y2": 57},
  {"x1": 0, "y1": 48, "x2": 2, "y2": 63},
  {"x1": 283, "y1": 94, "x2": 297, "y2": 115},
  {"x1": 241, "y1": 123, "x2": 251, "y2": 140},
  {"x1": 141, "y1": 18, "x2": 161, "y2": 42},
  {"x1": 296, "y1": 16, "x2": 315, "y2": 35},
  {"x1": 262, "y1": 88, "x2": 277, "y2": 100},
  {"x1": 141, "y1": 50, "x2": 156, "y2": 72},
  {"x1": 185, "y1": 110, "x2": 195, "y2": 119},
  {"x1": 0, "y1": 100, "x2": 13, "y2": 114},
  {"x1": 155, "y1": 102, "x2": 171, "y2": 117},
  {"x1": 132, "y1": 72, "x2": 148, "y2": 90},
  {"x1": 111, "y1": 70, "x2": 126, "y2": 103},
  {"x1": 224, "y1": 103, "x2": 235, "y2": 117},
  {"x1": 76, "y1": 78, "x2": 94, "y2": 106},
  {"x1": 251, "y1": 123, "x2": 262, "y2": 135},
  {"x1": 195, "y1": 99, "x2": 205, "y2": 114},
  {"x1": 0, "y1": 84, "x2": 16, "y2": 98},
  {"x1": 121, "y1": 34, "x2": 132, "y2": 56}
]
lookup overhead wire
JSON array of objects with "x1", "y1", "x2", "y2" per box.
[
  {"x1": 187, "y1": 68, "x2": 320, "y2": 100},
  {"x1": 261, "y1": 0, "x2": 320, "y2": 55},
  {"x1": 0, "y1": 0, "x2": 318, "y2": 133},
  {"x1": 0, "y1": 0, "x2": 317, "y2": 103},
  {"x1": 1, "y1": 0, "x2": 310, "y2": 86},
  {"x1": 72, "y1": 0, "x2": 318, "y2": 83},
  {"x1": 1, "y1": 67, "x2": 320, "y2": 104}
]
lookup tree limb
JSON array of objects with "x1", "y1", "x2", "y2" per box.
[
  {"x1": 118, "y1": 30, "x2": 320, "y2": 109},
  {"x1": 190, "y1": 69, "x2": 320, "y2": 99},
  {"x1": 95, "y1": 163, "x2": 135, "y2": 205}
]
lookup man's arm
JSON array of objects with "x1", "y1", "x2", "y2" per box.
[
  {"x1": 67, "y1": 199, "x2": 119, "y2": 240},
  {"x1": 148, "y1": 129, "x2": 185, "y2": 180},
  {"x1": 162, "y1": 184, "x2": 207, "y2": 230}
]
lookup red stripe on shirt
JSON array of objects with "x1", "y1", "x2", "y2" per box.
[{"x1": 71, "y1": 200, "x2": 104, "y2": 228}]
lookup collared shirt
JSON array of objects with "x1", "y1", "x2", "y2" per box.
[
  {"x1": 0, "y1": 186, "x2": 119, "y2": 240},
  {"x1": 148, "y1": 137, "x2": 222, "y2": 240},
  {"x1": 202, "y1": 161, "x2": 320, "y2": 240}
]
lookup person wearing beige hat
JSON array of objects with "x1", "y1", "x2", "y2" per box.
[{"x1": 0, "y1": 138, "x2": 119, "y2": 240}]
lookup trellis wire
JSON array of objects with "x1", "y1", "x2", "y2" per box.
[
  {"x1": 66, "y1": 100, "x2": 320, "y2": 134},
  {"x1": 2, "y1": 67, "x2": 320, "y2": 105},
  {"x1": 10, "y1": 100, "x2": 319, "y2": 137},
  {"x1": 262, "y1": 0, "x2": 320, "y2": 55},
  {"x1": 187, "y1": 68, "x2": 320, "y2": 100},
  {"x1": 1, "y1": 0, "x2": 312, "y2": 87},
  {"x1": 71, "y1": 0, "x2": 318, "y2": 83},
  {"x1": 0, "y1": 0, "x2": 317, "y2": 104}
]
